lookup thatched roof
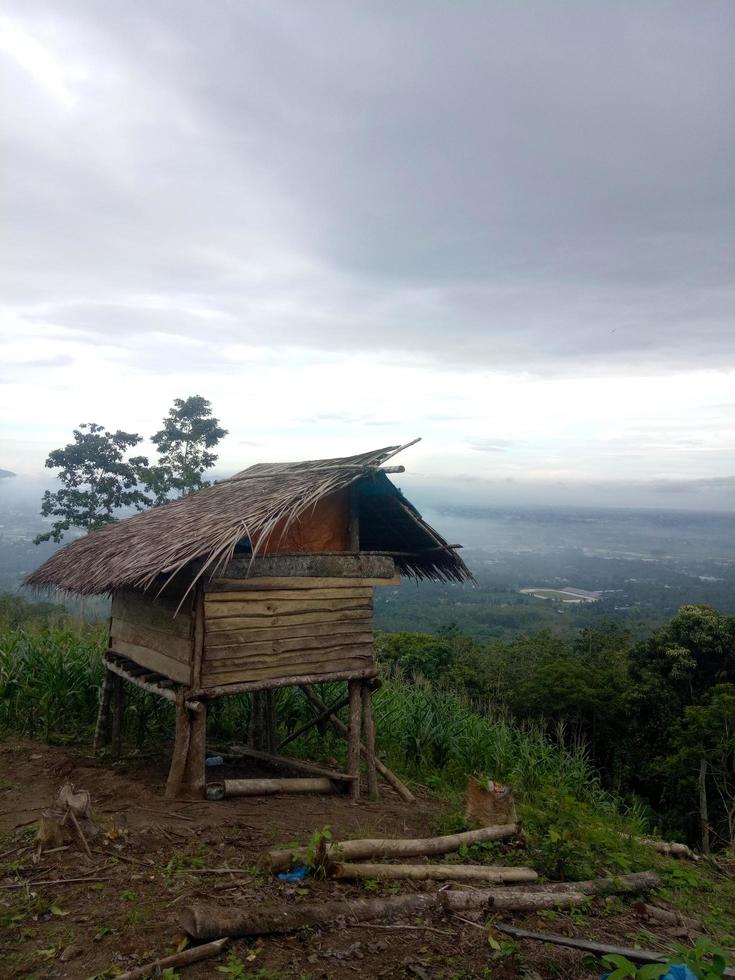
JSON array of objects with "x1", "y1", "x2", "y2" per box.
[{"x1": 26, "y1": 442, "x2": 473, "y2": 596}]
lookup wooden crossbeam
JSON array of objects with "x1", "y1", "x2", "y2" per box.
[{"x1": 104, "y1": 653, "x2": 199, "y2": 711}]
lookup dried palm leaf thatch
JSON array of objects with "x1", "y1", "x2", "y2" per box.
[{"x1": 25, "y1": 442, "x2": 473, "y2": 597}]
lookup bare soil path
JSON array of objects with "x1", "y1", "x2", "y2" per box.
[{"x1": 0, "y1": 739, "x2": 709, "y2": 979}]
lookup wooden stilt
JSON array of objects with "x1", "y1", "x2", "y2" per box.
[
  {"x1": 93, "y1": 669, "x2": 114, "y2": 753},
  {"x1": 249, "y1": 692, "x2": 263, "y2": 749},
  {"x1": 165, "y1": 690, "x2": 192, "y2": 799},
  {"x1": 110, "y1": 674, "x2": 124, "y2": 761},
  {"x1": 263, "y1": 690, "x2": 277, "y2": 753},
  {"x1": 347, "y1": 680, "x2": 361, "y2": 801},
  {"x1": 361, "y1": 682, "x2": 379, "y2": 800},
  {"x1": 184, "y1": 703, "x2": 207, "y2": 799},
  {"x1": 300, "y1": 685, "x2": 415, "y2": 804}
]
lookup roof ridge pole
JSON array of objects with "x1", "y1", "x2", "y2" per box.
[{"x1": 380, "y1": 437, "x2": 421, "y2": 464}]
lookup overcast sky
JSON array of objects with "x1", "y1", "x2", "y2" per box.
[{"x1": 1, "y1": 2, "x2": 734, "y2": 510}]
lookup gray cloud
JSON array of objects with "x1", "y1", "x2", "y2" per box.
[{"x1": 1, "y1": 1, "x2": 733, "y2": 376}]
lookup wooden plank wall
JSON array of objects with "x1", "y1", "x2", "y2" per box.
[
  {"x1": 110, "y1": 589, "x2": 193, "y2": 685},
  {"x1": 202, "y1": 577, "x2": 376, "y2": 687}
]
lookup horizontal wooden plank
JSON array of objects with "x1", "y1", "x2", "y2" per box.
[
  {"x1": 216, "y1": 555, "x2": 395, "y2": 581},
  {"x1": 111, "y1": 619, "x2": 192, "y2": 663},
  {"x1": 206, "y1": 618, "x2": 373, "y2": 651},
  {"x1": 207, "y1": 587, "x2": 373, "y2": 603},
  {"x1": 109, "y1": 638, "x2": 191, "y2": 684},
  {"x1": 203, "y1": 642, "x2": 374, "y2": 672},
  {"x1": 201, "y1": 655, "x2": 373, "y2": 687},
  {"x1": 112, "y1": 589, "x2": 192, "y2": 636},
  {"x1": 205, "y1": 597, "x2": 371, "y2": 620},
  {"x1": 206, "y1": 576, "x2": 397, "y2": 592},
  {"x1": 205, "y1": 633, "x2": 374, "y2": 665},
  {"x1": 205, "y1": 608, "x2": 374, "y2": 633}
]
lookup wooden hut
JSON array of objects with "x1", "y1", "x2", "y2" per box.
[{"x1": 26, "y1": 441, "x2": 472, "y2": 801}]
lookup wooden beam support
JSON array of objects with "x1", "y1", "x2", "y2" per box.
[
  {"x1": 93, "y1": 668, "x2": 114, "y2": 753},
  {"x1": 276, "y1": 692, "x2": 350, "y2": 751},
  {"x1": 300, "y1": 685, "x2": 415, "y2": 804},
  {"x1": 165, "y1": 689, "x2": 192, "y2": 800},
  {"x1": 184, "y1": 701, "x2": 207, "y2": 799},
  {"x1": 347, "y1": 680, "x2": 361, "y2": 801},
  {"x1": 103, "y1": 655, "x2": 199, "y2": 710},
  {"x1": 188, "y1": 667, "x2": 378, "y2": 701},
  {"x1": 110, "y1": 674, "x2": 124, "y2": 761},
  {"x1": 361, "y1": 682, "x2": 379, "y2": 800},
  {"x1": 225, "y1": 745, "x2": 354, "y2": 784}
]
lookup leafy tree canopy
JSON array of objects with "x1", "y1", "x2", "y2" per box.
[
  {"x1": 142, "y1": 395, "x2": 228, "y2": 504},
  {"x1": 34, "y1": 423, "x2": 150, "y2": 543}
]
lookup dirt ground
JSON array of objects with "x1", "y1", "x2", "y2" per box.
[{"x1": 0, "y1": 739, "x2": 706, "y2": 979}]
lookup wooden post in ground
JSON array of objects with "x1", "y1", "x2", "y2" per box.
[
  {"x1": 249, "y1": 692, "x2": 263, "y2": 749},
  {"x1": 347, "y1": 680, "x2": 362, "y2": 801},
  {"x1": 263, "y1": 690, "x2": 277, "y2": 753},
  {"x1": 361, "y1": 681, "x2": 379, "y2": 799},
  {"x1": 110, "y1": 674, "x2": 124, "y2": 761},
  {"x1": 184, "y1": 703, "x2": 207, "y2": 798},
  {"x1": 300, "y1": 684, "x2": 415, "y2": 804},
  {"x1": 165, "y1": 690, "x2": 192, "y2": 799},
  {"x1": 93, "y1": 668, "x2": 114, "y2": 753}
]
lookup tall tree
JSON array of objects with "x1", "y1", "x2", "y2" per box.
[
  {"x1": 34, "y1": 423, "x2": 151, "y2": 544},
  {"x1": 143, "y1": 396, "x2": 227, "y2": 504}
]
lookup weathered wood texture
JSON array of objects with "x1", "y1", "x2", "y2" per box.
[
  {"x1": 201, "y1": 578, "x2": 376, "y2": 687},
  {"x1": 221, "y1": 778, "x2": 337, "y2": 797},
  {"x1": 212, "y1": 554, "x2": 396, "y2": 581},
  {"x1": 110, "y1": 588, "x2": 194, "y2": 684}
]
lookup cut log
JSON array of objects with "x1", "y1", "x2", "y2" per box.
[
  {"x1": 330, "y1": 863, "x2": 538, "y2": 884},
  {"x1": 300, "y1": 684, "x2": 415, "y2": 804},
  {"x1": 221, "y1": 778, "x2": 336, "y2": 797},
  {"x1": 632, "y1": 902, "x2": 702, "y2": 932},
  {"x1": 266, "y1": 823, "x2": 519, "y2": 872},
  {"x1": 181, "y1": 872, "x2": 658, "y2": 940},
  {"x1": 114, "y1": 937, "x2": 230, "y2": 980},
  {"x1": 226, "y1": 745, "x2": 354, "y2": 783}
]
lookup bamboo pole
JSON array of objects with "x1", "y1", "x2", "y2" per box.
[
  {"x1": 300, "y1": 685, "x2": 415, "y2": 804},
  {"x1": 360, "y1": 682, "x2": 379, "y2": 799},
  {"x1": 221, "y1": 778, "x2": 336, "y2": 797},
  {"x1": 347, "y1": 680, "x2": 361, "y2": 801},
  {"x1": 93, "y1": 669, "x2": 113, "y2": 753},
  {"x1": 266, "y1": 823, "x2": 519, "y2": 872}
]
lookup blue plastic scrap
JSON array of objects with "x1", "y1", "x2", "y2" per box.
[{"x1": 277, "y1": 865, "x2": 311, "y2": 882}]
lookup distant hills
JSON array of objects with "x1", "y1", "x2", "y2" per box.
[{"x1": 0, "y1": 469, "x2": 16, "y2": 480}]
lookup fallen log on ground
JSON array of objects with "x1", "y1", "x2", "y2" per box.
[
  {"x1": 266, "y1": 822, "x2": 519, "y2": 872},
  {"x1": 620, "y1": 833, "x2": 698, "y2": 861},
  {"x1": 214, "y1": 778, "x2": 337, "y2": 798},
  {"x1": 632, "y1": 901, "x2": 702, "y2": 932},
  {"x1": 180, "y1": 872, "x2": 659, "y2": 940},
  {"x1": 115, "y1": 937, "x2": 230, "y2": 980},
  {"x1": 494, "y1": 924, "x2": 733, "y2": 977},
  {"x1": 329, "y1": 862, "x2": 538, "y2": 884}
]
